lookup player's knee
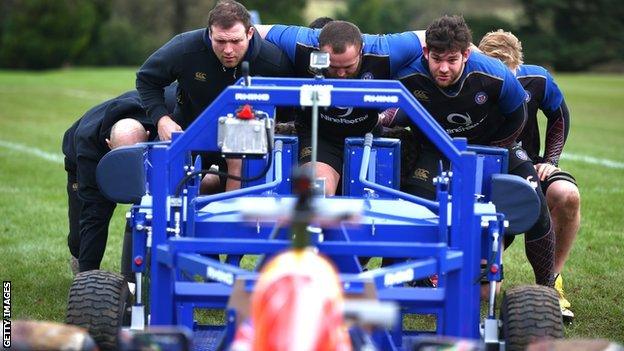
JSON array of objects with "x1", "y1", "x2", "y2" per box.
[{"x1": 548, "y1": 181, "x2": 581, "y2": 213}]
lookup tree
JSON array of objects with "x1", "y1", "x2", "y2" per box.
[
  {"x1": 516, "y1": 0, "x2": 624, "y2": 71},
  {"x1": 0, "y1": 0, "x2": 97, "y2": 69},
  {"x1": 242, "y1": 0, "x2": 306, "y2": 25}
]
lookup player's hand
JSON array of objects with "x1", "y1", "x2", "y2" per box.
[
  {"x1": 157, "y1": 115, "x2": 182, "y2": 141},
  {"x1": 534, "y1": 163, "x2": 560, "y2": 181}
]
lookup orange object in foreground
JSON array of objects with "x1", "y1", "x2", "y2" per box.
[{"x1": 234, "y1": 248, "x2": 352, "y2": 351}]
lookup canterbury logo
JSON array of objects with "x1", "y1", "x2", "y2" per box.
[
  {"x1": 412, "y1": 90, "x2": 429, "y2": 101},
  {"x1": 194, "y1": 72, "x2": 207, "y2": 81},
  {"x1": 413, "y1": 168, "x2": 430, "y2": 181}
]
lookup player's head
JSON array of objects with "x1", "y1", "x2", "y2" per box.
[
  {"x1": 308, "y1": 16, "x2": 334, "y2": 29},
  {"x1": 106, "y1": 118, "x2": 149, "y2": 149},
  {"x1": 208, "y1": 0, "x2": 254, "y2": 68},
  {"x1": 319, "y1": 20, "x2": 363, "y2": 78},
  {"x1": 478, "y1": 29, "x2": 524, "y2": 72},
  {"x1": 424, "y1": 15, "x2": 472, "y2": 88}
]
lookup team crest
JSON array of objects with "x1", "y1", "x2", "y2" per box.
[
  {"x1": 515, "y1": 148, "x2": 529, "y2": 161},
  {"x1": 474, "y1": 91, "x2": 488, "y2": 105},
  {"x1": 361, "y1": 72, "x2": 374, "y2": 80},
  {"x1": 524, "y1": 90, "x2": 531, "y2": 103},
  {"x1": 412, "y1": 90, "x2": 429, "y2": 101}
]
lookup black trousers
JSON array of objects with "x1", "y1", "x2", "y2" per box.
[
  {"x1": 66, "y1": 158, "x2": 116, "y2": 271},
  {"x1": 66, "y1": 165, "x2": 81, "y2": 259}
]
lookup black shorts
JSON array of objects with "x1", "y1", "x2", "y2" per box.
[
  {"x1": 507, "y1": 143, "x2": 533, "y2": 171},
  {"x1": 297, "y1": 133, "x2": 344, "y2": 174},
  {"x1": 400, "y1": 145, "x2": 446, "y2": 200},
  {"x1": 541, "y1": 170, "x2": 577, "y2": 194}
]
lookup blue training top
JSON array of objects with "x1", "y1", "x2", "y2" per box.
[
  {"x1": 515, "y1": 64, "x2": 568, "y2": 165},
  {"x1": 266, "y1": 24, "x2": 423, "y2": 79},
  {"x1": 266, "y1": 25, "x2": 423, "y2": 139},
  {"x1": 396, "y1": 51, "x2": 527, "y2": 146}
]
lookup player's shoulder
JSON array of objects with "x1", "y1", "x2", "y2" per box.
[
  {"x1": 269, "y1": 25, "x2": 319, "y2": 47},
  {"x1": 362, "y1": 31, "x2": 419, "y2": 56},
  {"x1": 465, "y1": 51, "x2": 510, "y2": 79},
  {"x1": 516, "y1": 64, "x2": 549, "y2": 79}
]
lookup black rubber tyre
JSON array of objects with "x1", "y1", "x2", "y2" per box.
[
  {"x1": 66, "y1": 270, "x2": 131, "y2": 351},
  {"x1": 501, "y1": 285, "x2": 564, "y2": 351}
]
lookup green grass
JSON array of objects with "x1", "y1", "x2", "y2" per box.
[{"x1": 0, "y1": 68, "x2": 623, "y2": 343}]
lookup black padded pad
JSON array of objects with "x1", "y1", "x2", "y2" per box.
[
  {"x1": 490, "y1": 173, "x2": 540, "y2": 236},
  {"x1": 96, "y1": 145, "x2": 146, "y2": 204}
]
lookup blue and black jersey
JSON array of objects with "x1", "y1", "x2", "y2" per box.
[
  {"x1": 516, "y1": 64, "x2": 569, "y2": 165},
  {"x1": 136, "y1": 29, "x2": 294, "y2": 129},
  {"x1": 397, "y1": 51, "x2": 526, "y2": 147},
  {"x1": 266, "y1": 25, "x2": 422, "y2": 79},
  {"x1": 266, "y1": 25, "x2": 423, "y2": 140}
]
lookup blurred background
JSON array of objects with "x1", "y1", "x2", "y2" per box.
[{"x1": 0, "y1": 0, "x2": 622, "y2": 72}]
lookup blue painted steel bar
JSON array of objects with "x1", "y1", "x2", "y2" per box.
[
  {"x1": 161, "y1": 77, "x2": 462, "y2": 165},
  {"x1": 188, "y1": 140, "x2": 283, "y2": 209},
  {"x1": 358, "y1": 133, "x2": 439, "y2": 211},
  {"x1": 446, "y1": 151, "x2": 480, "y2": 338},
  {"x1": 150, "y1": 145, "x2": 175, "y2": 325},
  {"x1": 242, "y1": 136, "x2": 298, "y2": 193},
  {"x1": 176, "y1": 253, "x2": 250, "y2": 286},
  {"x1": 343, "y1": 137, "x2": 401, "y2": 198},
  {"x1": 159, "y1": 239, "x2": 450, "y2": 258},
  {"x1": 131, "y1": 211, "x2": 148, "y2": 272},
  {"x1": 141, "y1": 75, "x2": 504, "y2": 345}
]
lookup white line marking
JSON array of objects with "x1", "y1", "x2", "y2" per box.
[
  {"x1": 0, "y1": 87, "x2": 113, "y2": 101},
  {"x1": 1, "y1": 139, "x2": 623, "y2": 170},
  {"x1": 562, "y1": 153, "x2": 624, "y2": 169},
  {"x1": 61, "y1": 89, "x2": 112, "y2": 101},
  {"x1": 0, "y1": 140, "x2": 63, "y2": 164}
]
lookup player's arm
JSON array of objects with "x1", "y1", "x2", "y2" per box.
[
  {"x1": 491, "y1": 65, "x2": 529, "y2": 147},
  {"x1": 541, "y1": 100, "x2": 570, "y2": 165},
  {"x1": 136, "y1": 36, "x2": 183, "y2": 140},
  {"x1": 490, "y1": 102, "x2": 527, "y2": 147},
  {"x1": 540, "y1": 70, "x2": 570, "y2": 166}
]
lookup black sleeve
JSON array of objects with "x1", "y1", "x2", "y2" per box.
[
  {"x1": 541, "y1": 100, "x2": 570, "y2": 166},
  {"x1": 136, "y1": 36, "x2": 181, "y2": 125},
  {"x1": 490, "y1": 101, "x2": 527, "y2": 147}
]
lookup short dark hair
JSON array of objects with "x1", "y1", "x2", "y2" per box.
[
  {"x1": 208, "y1": 0, "x2": 251, "y2": 31},
  {"x1": 319, "y1": 20, "x2": 363, "y2": 54},
  {"x1": 308, "y1": 16, "x2": 334, "y2": 29},
  {"x1": 425, "y1": 15, "x2": 472, "y2": 53}
]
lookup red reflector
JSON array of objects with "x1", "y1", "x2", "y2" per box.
[
  {"x1": 237, "y1": 104, "x2": 254, "y2": 119},
  {"x1": 134, "y1": 256, "x2": 144, "y2": 266},
  {"x1": 490, "y1": 264, "x2": 499, "y2": 274}
]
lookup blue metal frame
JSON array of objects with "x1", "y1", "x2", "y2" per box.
[
  {"x1": 129, "y1": 77, "x2": 509, "y2": 349},
  {"x1": 343, "y1": 137, "x2": 401, "y2": 198}
]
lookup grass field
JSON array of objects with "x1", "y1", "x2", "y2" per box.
[{"x1": 0, "y1": 68, "x2": 623, "y2": 343}]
